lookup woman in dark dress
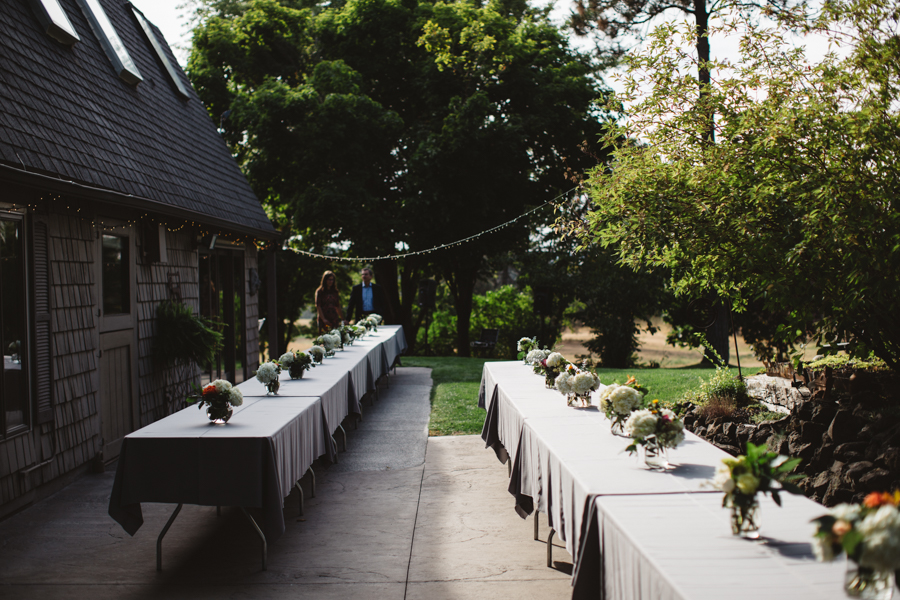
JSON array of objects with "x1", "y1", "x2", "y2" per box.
[{"x1": 315, "y1": 270, "x2": 344, "y2": 332}]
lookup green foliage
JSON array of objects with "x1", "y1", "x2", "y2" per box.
[
  {"x1": 680, "y1": 366, "x2": 750, "y2": 407},
  {"x1": 580, "y1": 0, "x2": 900, "y2": 371},
  {"x1": 806, "y1": 353, "x2": 888, "y2": 372},
  {"x1": 417, "y1": 284, "x2": 558, "y2": 358},
  {"x1": 188, "y1": 0, "x2": 610, "y2": 355},
  {"x1": 152, "y1": 300, "x2": 224, "y2": 366}
]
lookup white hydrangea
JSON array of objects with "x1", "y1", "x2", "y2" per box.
[
  {"x1": 831, "y1": 503, "x2": 864, "y2": 523},
  {"x1": 857, "y1": 505, "x2": 900, "y2": 571},
  {"x1": 229, "y1": 386, "x2": 243, "y2": 406},
  {"x1": 555, "y1": 371, "x2": 575, "y2": 395},
  {"x1": 369, "y1": 313, "x2": 383, "y2": 324},
  {"x1": 212, "y1": 379, "x2": 232, "y2": 394},
  {"x1": 573, "y1": 372, "x2": 597, "y2": 395},
  {"x1": 598, "y1": 384, "x2": 619, "y2": 412},
  {"x1": 256, "y1": 361, "x2": 280, "y2": 384},
  {"x1": 279, "y1": 352, "x2": 295, "y2": 366},
  {"x1": 609, "y1": 386, "x2": 644, "y2": 416},
  {"x1": 517, "y1": 337, "x2": 534, "y2": 352},
  {"x1": 526, "y1": 348, "x2": 549, "y2": 366},
  {"x1": 309, "y1": 346, "x2": 326, "y2": 362},
  {"x1": 546, "y1": 352, "x2": 564, "y2": 368},
  {"x1": 327, "y1": 333, "x2": 342, "y2": 348},
  {"x1": 624, "y1": 409, "x2": 658, "y2": 439}
]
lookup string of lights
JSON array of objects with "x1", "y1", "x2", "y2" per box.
[{"x1": 285, "y1": 186, "x2": 580, "y2": 262}]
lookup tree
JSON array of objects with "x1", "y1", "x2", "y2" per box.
[
  {"x1": 580, "y1": 0, "x2": 900, "y2": 370},
  {"x1": 188, "y1": 0, "x2": 608, "y2": 355}
]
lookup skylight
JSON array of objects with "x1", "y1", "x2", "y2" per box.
[
  {"x1": 30, "y1": 0, "x2": 80, "y2": 46},
  {"x1": 75, "y1": 0, "x2": 142, "y2": 85},
  {"x1": 131, "y1": 7, "x2": 190, "y2": 99}
]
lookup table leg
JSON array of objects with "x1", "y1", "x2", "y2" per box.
[
  {"x1": 294, "y1": 481, "x2": 304, "y2": 516},
  {"x1": 239, "y1": 507, "x2": 267, "y2": 571},
  {"x1": 309, "y1": 467, "x2": 316, "y2": 498},
  {"x1": 332, "y1": 436, "x2": 339, "y2": 463},
  {"x1": 338, "y1": 424, "x2": 347, "y2": 452},
  {"x1": 547, "y1": 528, "x2": 556, "y2": 568},
  {"x1": 534, "y1": 512, "x2": 539, "y2": 541},
  {"x1": 157, "y1": 503, "x2": 183, "y2": 571}
]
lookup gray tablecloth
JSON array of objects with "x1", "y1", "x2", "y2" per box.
[
  {"x1": 108, "y1": 396, "x2": 325, "y2": 543},
  {"x1": 109, "y1": 326, "x2": 407, "y2": 543},
  {"x1": 572, "y1": 492, "x2": 846, "y2": 600}
]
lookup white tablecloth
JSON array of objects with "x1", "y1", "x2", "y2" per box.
[{"x1": 572, "y1": 492, "x2": 847, "y2": 600}]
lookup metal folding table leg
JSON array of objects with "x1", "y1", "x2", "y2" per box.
[
  {"x1": 338, "y1": 424, "x2": 347, "y2": 451},
  {"x1": 157, "y1": 503, "x2": 183, "y2": 571},
  {"x1": 547, "y1": 528, "x2": 556, "y2": 567},
  {"x1": 309, "y1": 467, "x2": 316, "y2": 498},
  {"x1": 294, "y1": 481, "x2": 304, "y2": 516},
  {"x1": 534, "y1": 512, "x2": 539, "y2": 541},
  {"x1": 239, "y1": 507, "x2": 267, "y2": 571}
]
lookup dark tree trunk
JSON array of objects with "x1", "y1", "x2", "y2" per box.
[
  {"x1": 445, "y1": 257, "x2": 478, "y2": 358},
  {"x1": 374, "y1": 257, "x2": 423, "y2": 355},
  {"x1": 695, "y1": 0, "x2": 714, "y2": 144},
  {"x1": 703, "y1": 302, "x2": 731, "y2": 366}
]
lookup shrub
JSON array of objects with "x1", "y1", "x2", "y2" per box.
[{"x1": 681, "y1": 366, "x2": 750, "y2": 407}]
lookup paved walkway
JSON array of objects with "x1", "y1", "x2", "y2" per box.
[{"x1": 0, "y1": 367, "x2": 572, "y2": 599}]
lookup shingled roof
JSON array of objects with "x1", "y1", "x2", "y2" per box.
[{"x1": 0, "y1": 0, "x2": 277, "y2": 238}]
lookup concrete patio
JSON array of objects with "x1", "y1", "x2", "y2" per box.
[{"x1": 0, "y1": 367, "x2": 572, "y2": 599}]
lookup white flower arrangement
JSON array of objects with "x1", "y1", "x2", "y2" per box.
[
  {"x1": 555, "y1": 369, "x2": 576, "y2": 395},
  {"x1": 308, "y1": 345, "x2": 326, "y2": 363},
  {"x1": 545, "y1": 352, "x2": 565, "y2": 368},
  {"x1": 279, "y1": 352, "x2": 295, "y2": 366},
  {"x1": 624, "y1": 402, "x2": 685, "y2": 451},
  {"x1": 187, "y1": 378, "x2": 243, "y2": 422},
  {"x1": 255, "y1": 360, "x2": 281, "y2": 384},
  {"x1": 573, "y1": 371, "x2": 600, "y2": 395},
  {"x1": 601, "y1": 385, "x2": 644, "y2": 416},
  {"x1": 554, "y1": 364, "x2": 600, "y2": 405},
  {"x1": 517, "y1": 336, "x2": 538, "y2": 353},
  {"x1": 526, "y1": 348, "x2": 550, "y2": 366},
  {"x1": 368, "y1": 313, "x2": 383, "y2": 325}
]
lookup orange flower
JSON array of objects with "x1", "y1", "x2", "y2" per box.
[
  {"x1": 832, "y1": 520, "x2": 852, "y2": 537},
  {"x1": 202, "y1": 384, "x2": 217, "y2": 396},
  {"x1": 863, "y1": 491, "x2": 900, "y2": 508},
  {"x1": 626, "y1": 375, "x2": 637, "y2": 385}
]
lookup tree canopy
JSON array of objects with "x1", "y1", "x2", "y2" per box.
[
  {"x1": 188, "y1": 0, "x2": 609, "y2": 354},
  {"x1": 579, "y1": 0, "x2": 900, "y2": 369}
]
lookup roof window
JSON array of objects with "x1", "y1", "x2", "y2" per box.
[
  {"x1": 131, "y1": 7, "x2": 190, "y2": 99},
  {"x1": 75, "y1": 0, "x2": 142, "y2": 85},
  {"x1": 30, "y1": 0, "x2": 80, "y2": 46}
]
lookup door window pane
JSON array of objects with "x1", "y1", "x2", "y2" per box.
[
  {"x1": 0, "y1": 219, "x2": 28, "y2": 433},
  {"x1": 102, "y1": 235, "x2": 129, "y2": 314}
]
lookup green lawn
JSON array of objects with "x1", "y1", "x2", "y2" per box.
[{"x1": 403, "y1": 356, "x2": 750, "y2": 436}]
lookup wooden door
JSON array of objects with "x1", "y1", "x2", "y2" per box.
[{"x1": 95, "y1": 225, "x2": 137, "y2": 464}]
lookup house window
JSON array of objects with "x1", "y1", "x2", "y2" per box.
[
  {"x1": 0, "y1": 216, "x2": 29, "y2": 435},
  {"x1": 102, "y1": 234, "x2": 130, "y2": 315}
]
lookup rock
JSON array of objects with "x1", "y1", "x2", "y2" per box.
[
  {"x1": 834, "y1": 442, "x2": 868, "y2": 461},
  {"x1": 858, "y1": 468, "x2": 893, "y2": 492},
  {"x1": 707, "y1": 424, "x2": 721, "y2": 439},
  {"x1": 844, "y1": 461, "x2": 875, "y2": 490},
  {"x1": 749, "y1": 427, "x2": 771, "y2": 446},
  {"x1": 801, "y1": 421, "x2": 828, "y2": 443},
  {"x1": 828, "y1": 410, "x2": 860, "y2": 445},
  {"x1": 823, "y1": 483, "x2": 855, "y2": 506},
  {"x1": 736, "y1": 424, "x2": 754, "y2": 444},
  {"x1": 683, "y1": 413, "x2": 696, "y2": 427},
  {"x1": 810, "y1": 443, "x2": 835, "y2": 470},
  {"x1": 722, "y1": 422, "x2": 737, "y2": 439},
  {"x1": 811, "y1": 471, "x2": 832, "y2": 493},
  {"x1": 876, "y1": 447, "x2": 900, "y2": 472},
  {"x1": 694, "y1": 426, "x2": 707, "y2": 438},
  {"x1": 810, "y1": 402, "x2": 838, "y2": 425},
  {"x1": 793, "y1": 442, "x2": 817, "y2": 461},
  {"x1": 715, "y1": 443, "x2": 741, "y2": 456},
  {"x1": 830, "y1": 460, "x2": 846, "y2": 474}
]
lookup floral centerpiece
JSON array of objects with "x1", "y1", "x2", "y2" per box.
[
  {"x1": 368, "y1": 313, "x2": 383, "y2": 325},
  {"x1": 541, "y1": 352, "x2": 568, "y2": 388},
  {"x1": 555, "y1": 364, "x2": 601, "y2": 407},
  {"x1": 526, "y1": 348, "x2": 551, "y2": 374},
  {"x1": 327, "y1": 329, "x2": 345, "y2": 350},
  {"x1": 709, "y1": 442, "x2": 802, "y2": 538},
  {"x1": 812, "y1": 491, "x2": 900, "y2": 598},
  {"x1": 517, "y1": 337, "x2": 539, "y2": 362},
  {"x1": 308, "y1": 345, "x2": 326, "y2": 364},
  {"x1": 255, "y1": 360, "x2": 281, "y2": 394},
  {"x1": 280, "y1": 351, "x2": 314, "y2": 379},
  {"x1": 624, "y1": 400, "x2": 685, "y2": 470},
  {"x1": 187, "y1": 379, "x2": 243, "y2": 423},
  {"x1": 359, "y1": 316, "x2": 378, "y2": 332},
  {"x1": 315, "y1": 334, "x2": 339, "y2": 356},
  {"x1": 339, "y1": 325, "x2": 356, "y2": 346},
  {"x1": 599, "y1": 384, "x2": 646, "y2": 435}
]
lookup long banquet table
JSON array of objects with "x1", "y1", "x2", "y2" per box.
[
  {"x1": 108, "y1": 325, "x2": 406, "y2": 569},
  {"x1": 479, "y1": 360, "x2": 847, "y2": 599}
]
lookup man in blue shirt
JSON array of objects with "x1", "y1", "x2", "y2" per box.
[{"x1": 346, "y1": 267, "x2": 390, "y2": 323}]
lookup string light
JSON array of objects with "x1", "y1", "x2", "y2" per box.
[{"x1": 285, "y1": 186, "x2": 580, "y2": 262}]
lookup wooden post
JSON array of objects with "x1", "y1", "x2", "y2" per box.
[{"x1": 266, "y1": 247, "x2": 278, "y2": 360}]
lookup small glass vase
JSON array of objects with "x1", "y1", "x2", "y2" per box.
[
  {"x1": 325, "y1": 349, "x2": 335, "y2": 358},
  {"x1": 610, "y1": 419, "x2": 627, "y2": 437},
  {"x1": 545, "y1": 369, "x2": 558, "y2": 389},
  {"x1": 730, "y1": 499, "x2": 761, "y2": 539},
  {"x1": 207, "y1": 405, "x2": 233, "y2": 424},
  {"x1": 289, "y1": 364, "x2": 305, "y2": 379},
  {"x1": 844, "y1": 561, "x2": 895, "y2": 599},
  {"x1": 266, "y1": 380, "x2": 280, "y2": 395},
  {"x1": 640, "y1": 437, "x2": 669, "y2": 470}
]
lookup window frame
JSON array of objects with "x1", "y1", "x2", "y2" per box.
[{"x1": 0, "y1": 210, "x2": 32, "y2": 439}]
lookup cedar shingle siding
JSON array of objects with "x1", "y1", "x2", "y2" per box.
[{"x1": 0, "y1": 0, "x2": 274, "y2": 518}]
